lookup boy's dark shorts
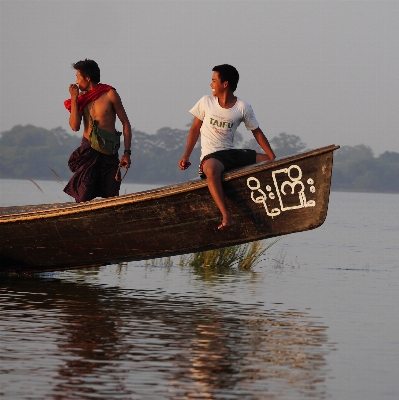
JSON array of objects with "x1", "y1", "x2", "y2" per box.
[{"x1": 199, "y1": 149, "x2": 257, "y2": 179}]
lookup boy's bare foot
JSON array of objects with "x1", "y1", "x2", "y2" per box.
[{"x1": 217, "y1": 218, "x2": 235, "y2": 230}]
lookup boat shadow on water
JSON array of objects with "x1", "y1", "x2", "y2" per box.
[{"x1": 1, "y1": 270, "x2": 335, "y2": 399}]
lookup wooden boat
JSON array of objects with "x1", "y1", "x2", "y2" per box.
[{"x1": 0, "y1": 145, "x2": 339, "y2": 274}]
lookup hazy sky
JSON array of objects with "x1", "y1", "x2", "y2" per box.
[{"x1": 1, "y1": 0, "x2": 398, "y2": 155}]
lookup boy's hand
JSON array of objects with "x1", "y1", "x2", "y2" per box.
[
  {"x1": 120, "y1": 153, "x2": 131, "y2": 167},
  {"x1": 69, "y1": 84, "x2": 79, "y2": 98},
  {"x1": 179, "y1": 158, "x2": 191, "y2": 170}
]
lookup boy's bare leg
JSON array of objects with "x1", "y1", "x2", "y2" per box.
[
  {"x1": 203, "y1": 154, "x2": 270, "y2": 229},
  {"x1": 202, "y1": 158, "x2": 234, "y2": 229},
  {"x1": 256, "y1": 153, "x2": 271, "y2": 163}
]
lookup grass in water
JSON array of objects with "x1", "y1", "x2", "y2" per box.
[{"x1": 146, "y1": 238, "x2": 280, "y2": 270}]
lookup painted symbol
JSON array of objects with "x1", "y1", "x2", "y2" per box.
[
  {"x1": 272, "y1": 165, "x2": 315, "y2": 210},
  {"x1": 247, "y1": 177, "x2": 281, "y2": 218},
  {"x1": 247, "y1": 164, "x2": 316, "y2": 218}
]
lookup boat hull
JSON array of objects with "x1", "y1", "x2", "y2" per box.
[{"x1": 0, "y1": 145, "x2": 339, "y2": 273}]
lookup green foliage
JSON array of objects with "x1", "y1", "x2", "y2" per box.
[
  {"x1": 379, "y1": 151, "x2": 399, "y2": 163},
  {"x1": 0, "y1": 125, "x2": 79, "y2": 180},
  {"x1": 125, "y1": 126, "x2": 202, "y2": 183},
  {"x1": 269, "y1": 133, "x2": 307, "y2": 157},
  {"x1": 334, "y1": 144, "x2": 374, "y2": 163},
  {"x1": 331, "y1": 145, "x2": 399, "y2": 192},
  {"x1": 241, "y1": 137, "x2": 261, "y2": 152},
  {"x1": 242, "y1": 132, "x2": 306, "y2": 157},
  {"x1": 1, "y1": 124, "x2": 397, "y2": 193},
  {"x1": 0, "y1": 124, "x2": 198, "y2": 183}
]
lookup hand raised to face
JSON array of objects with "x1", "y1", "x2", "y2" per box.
[{"x1": 69, "y1": 84, "x2": 79, "y2": 98}]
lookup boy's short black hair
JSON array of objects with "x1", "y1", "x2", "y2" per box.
[
  {"x1": 72, "y1": 59, "x2": 100, "y2": 83},
  {"x1": 212, "y1": 64, "x2": 239, "y2": 92}
]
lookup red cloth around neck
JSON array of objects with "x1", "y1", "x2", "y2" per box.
[{"x1": 64, "y1": 83, "x2": 114, "y2": 112}]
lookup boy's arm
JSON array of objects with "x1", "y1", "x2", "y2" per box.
[
  {"x1": 110, "y1": 89, "x2": 132, "y2": 166},
  {"x1": 68, "y1": 84, "x2": 83, "y2": 131},
  {"x1": 178, "y1": 117, "x2": 203, "y2": 170},
  {"x1": 252, "y1": 127, "x2": 276, "y2": 160}
]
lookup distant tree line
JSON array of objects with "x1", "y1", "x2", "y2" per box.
[
  {"x1": 0, "y1": 125, "x2": 398, "y2": 193},
  {"x1": 330, "y1": 144, "x2": 399, "y2": 192}
]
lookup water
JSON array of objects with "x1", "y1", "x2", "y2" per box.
[{"x1": 0, "y1": 179, "x2": 398, "y2": 399}]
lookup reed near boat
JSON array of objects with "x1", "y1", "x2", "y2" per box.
[{"x1": 0, "y1": 145, "x2": 339, "y2": 274}]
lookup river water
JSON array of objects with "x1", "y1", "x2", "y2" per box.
[{"x1": 0, "y1": 179, "x2": 398, "y2": 399}]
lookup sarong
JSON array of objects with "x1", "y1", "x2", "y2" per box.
[{"x1": 64, "y1": 137, "x2": 121, "y2": 202}]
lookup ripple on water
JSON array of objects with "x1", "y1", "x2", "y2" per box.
[{"x1": 0, "y1": 273, "x2": 334, "y2": 399}]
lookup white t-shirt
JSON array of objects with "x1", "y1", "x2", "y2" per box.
[{"x1": 189, "y1": 95, "x2": 259, "y2": 160}]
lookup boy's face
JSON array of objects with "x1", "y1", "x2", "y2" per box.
[
  {"x1": 210, "y1": 71, "x2": 228, "y2": 96},
  {"x1": 75, "y1": 70, "x2": 90, "y2": 91}
]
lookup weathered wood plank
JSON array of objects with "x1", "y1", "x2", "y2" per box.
[{"x1": 0, "y1": 145, "x2": 339, "y2": 273}]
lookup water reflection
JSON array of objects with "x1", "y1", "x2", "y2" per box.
[{"x1": 0, "y1": 272, "x2": 333, "y2": 399}]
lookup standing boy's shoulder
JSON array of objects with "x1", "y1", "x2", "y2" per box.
[
  {"x1": 196, "y1": 94, "x2": 218, "y2": 105},
  {"x1": 234, "y1": 97, "x2": 252, "y2": 110}
]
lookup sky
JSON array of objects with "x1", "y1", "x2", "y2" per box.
[{"x1": 1, "y1": 0, "x2": 398, "y2": 155}]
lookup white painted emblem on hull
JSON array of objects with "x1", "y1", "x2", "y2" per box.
[{"x1": 247, "y1": 165, "x2": 316, "y2": 218}]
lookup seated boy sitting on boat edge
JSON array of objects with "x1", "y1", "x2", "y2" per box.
[{"x1": 178, "y1": 64, "x2": 276, "y2": 230}]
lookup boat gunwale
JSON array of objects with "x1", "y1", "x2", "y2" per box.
[{"x1": 0, "y1": 145, "x2": 339, "y2": 223}]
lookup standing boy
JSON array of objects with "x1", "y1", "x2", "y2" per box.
[
  {"x1": 178, "y1": 64, "x2": 275, "y2": 230},
  {"x1": 64, "y1": 59, "x2": 132, "y2": 202}
]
